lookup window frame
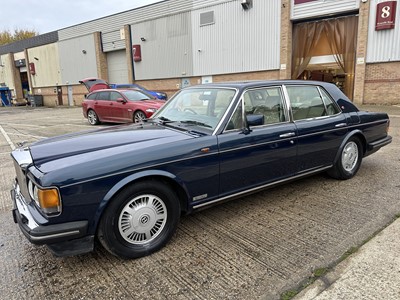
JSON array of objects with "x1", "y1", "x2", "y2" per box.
[
  {"x1": 223, "y1": 86, "x2": 289, "y2": 132},
  {"x1": 283, "y1": 84, "x2": 342, "y2": 122}
]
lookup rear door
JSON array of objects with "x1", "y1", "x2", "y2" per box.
[
  {"x1": 94, "y1": 91, "x2": 112, "y2": 122},
  {"x1": 218, "y1": 86, "x2": 298, "y2": 196},
  {"x1": 284, "y1": 84, "x2": 348, "y2": 173}
]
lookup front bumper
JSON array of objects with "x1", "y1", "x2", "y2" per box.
[{"x1": 11, "y1": 181, "x2": 93, "y2": 256}]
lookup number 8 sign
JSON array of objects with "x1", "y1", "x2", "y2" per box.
[{"x1": 375, "y1": 1, "x2": 397, "y2": 31}]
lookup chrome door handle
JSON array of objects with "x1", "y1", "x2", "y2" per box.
[
  {"x1": 335, "y1": 123, "x2": 347, "y2": 128},
  {"x1": 279, "y1": 132, "x2": 296, "y2": 138}
]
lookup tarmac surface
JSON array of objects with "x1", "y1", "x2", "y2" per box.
[{"x1": 0, "y1": 105, "x2": 399, "y2": 300}]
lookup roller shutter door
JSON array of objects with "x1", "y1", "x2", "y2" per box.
[{"x1": 107, "y1": 50, "x2": 129, "y2": 84}]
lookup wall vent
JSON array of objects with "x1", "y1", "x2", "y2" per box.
[{"x1": 200, "y1": 11, "x2": 215, "y2": 26}]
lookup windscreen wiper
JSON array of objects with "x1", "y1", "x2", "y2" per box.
[{"x1": 180, "y1": 120, "x2": 212, "y2": 128}]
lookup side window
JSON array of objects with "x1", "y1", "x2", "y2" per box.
[
  {"x1": 110, "y1": 92, "x2": 122, "y2": 101},
  {"x1": 245, "y1": 87, "x2": 286, "y2": 125},
  {"x1": 86, "y1": 93, "x2": 97, "y2": 100},
  {"x1": 287, "y1": 86, "x2": 326, "y2": 121},
  {"x1": 320, "y1": 88, "x2": 340, "y2": 115},
  {"x1": 96, "y1": 91, "x2": 110, "y2": 101}
]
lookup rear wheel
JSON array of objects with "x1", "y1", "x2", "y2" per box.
[
  {"x1": 328, "y1": 136, "x2": 362, "y2": 180},
  {"x1": 87, "y1": 109, "x2": 100, "y2": 125},
  {"x1": 134, "y1": 110, "x2": 146, "y2": 123},
  {"x1": 97, "y1": 180, "x2": 180, "y2": 259}
]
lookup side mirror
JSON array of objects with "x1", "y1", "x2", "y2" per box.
[
  {"x1": 116, "y1": 98, "x2": 127, "y2": 103},
  {"x1": 246, "y1": 114, "x2": 264, "y2": 126}
]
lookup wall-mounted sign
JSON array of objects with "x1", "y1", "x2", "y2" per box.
[
  {"x1": 376, "y1": 1, "x2": 397, "y2": 31},
  {"x1": 132, "y1": 44, "x2": 142, "y2": 62},
  {"x1": 28, "y1": 63, "x2": 36, "y2": 75},
  {"x1": 294, "y1": 0, "x2": 318, "y2": 4}
]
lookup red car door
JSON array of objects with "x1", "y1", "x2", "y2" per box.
[
  {"x1": 109, "y1": 91, "x2": 132, "y2": 122},
  {"x1": 94, "y1": 91, "x2": 113, "y2": 122}
]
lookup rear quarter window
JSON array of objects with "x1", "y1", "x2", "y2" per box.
[{"x1": 86, "y1": 93, "x2": 97, "y2": 100}]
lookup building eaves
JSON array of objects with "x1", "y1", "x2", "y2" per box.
[{"x1": 0, "y1": 31, "x2": 59, "y2": 55}]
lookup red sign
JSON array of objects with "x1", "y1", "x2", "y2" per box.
[
  {"x1": 294, "y1": 0, "x2": 318, "y2": 4},
  {"x1": 376, "y1": 1, "x2": 397, "y2": 30},
  {"x1": 132, "y1": 44, "x2": 142, "y2": 62},
  {"x1": 28, "y1": 63, "x2": 36, "y2": 75}
]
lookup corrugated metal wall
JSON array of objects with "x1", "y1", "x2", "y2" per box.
[
  {"x1": 291, "y1": 0, "x2": 359, "y2": 20},
  {"x1": 102, "y1": 30, "x2": 126, "y2": 52},
  {"x1": 366, "y1": 0, "x2": 400, "y2": 63},
  {"x1": 131, "y1": 0, "x2": 281, "y2": 80},
  {"x1": 192, "y1": 0, "x2": 281, "y2": 76},
  {"x1": 27, "y1": 43, "x2": 62, "y2": 88},
  {"x1": 58, "y1": 34, "x2": 98, "y2": 84},
  {"x1": 58, "y1": 0, "x2": 234, "y2": 41},
  {"x1": 131, "y1": 12, "x2": 193, "y2": 80}
]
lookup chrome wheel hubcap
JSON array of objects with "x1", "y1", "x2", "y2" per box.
[
  {"x1": 342, "y1": 141, "x2": 358, "y2": 172},
  {"x1": 134, "y1": 112, "x2": 146, "y2": 123},
  {"x1": 118, "y1": 194, "x2": 167, "y2": 245},
  {"x1": 88, "y1": 111, "x2": 97, "y2": 124}
]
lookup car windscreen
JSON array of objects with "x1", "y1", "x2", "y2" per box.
[
  {"x1": 151, "y1": 87, "x2": 236, "y2": 132},
  {"x1": 121, "y1": 90, "x2": 152, "y2": 101}
]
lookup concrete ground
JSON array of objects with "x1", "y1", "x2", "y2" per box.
[
  {"x1": 0, "y1": 105, "x2": 399, "y2": 300},
  {"x1": 295, "y1": 217, "x2": 400, "y2": 300}
]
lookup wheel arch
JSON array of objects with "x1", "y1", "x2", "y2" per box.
[
  {"x1": 133, "y1": 109, "x2": 146, "y2": 122},
  {"x1": 87, "y1": 108, "x2": 101, "y2": 123},
  {"x1": 333, "y1": 130, "x2": 366, "y2": 165},
  {"x1": 93, "y1": 170, "x2": 190, "y2": 231}
]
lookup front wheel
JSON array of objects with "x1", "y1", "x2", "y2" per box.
[
  {"x1": 97, "y1": 181, "x2": 180, "y2": 259},
  {"x1": 328, "y1": 136, "x2": 363, "y2": 180},
  {"x1": 134, "y1": 110, "x2": 146, "y2": 123}
]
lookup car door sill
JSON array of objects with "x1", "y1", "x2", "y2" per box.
[{"x1": 192, "y1": 165, "x2": 333, "y2": 210}]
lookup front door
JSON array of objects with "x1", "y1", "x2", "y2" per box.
[{"x1": 218, "y1": 87, "x2": 298, "y2": 196}]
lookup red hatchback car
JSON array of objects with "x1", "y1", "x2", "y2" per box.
[{"x1": 80, "y1": 78, "x2": 165, "y2": 125}]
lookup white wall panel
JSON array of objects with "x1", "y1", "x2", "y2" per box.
[
  {"x1": 107, "y1": 50, "x2": 129, "y2": 83},
  {"x1": 131, "y1": 12, "x2": 193, "y2": 80},
  {"x1": 192, "y1": 0, "x2": 281, "y2": 76},
  {"x1": 291, "y1": 0, "x2": 360, "y2": 20},
  {"x1": 58, "y1": 34, "x2": 97, "y2": 84},
  {"x1": 27, "y1": 43, "x2": 62, "y2": 88},
  {"x1": 58, "y1": 0, "x2": 235, "y2": 41},
  {"x1": 366, "y1": 0, "x2": 400, "y2": 63}
]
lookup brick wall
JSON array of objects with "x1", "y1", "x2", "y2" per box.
[
  {"x1": 364, "y1": 62, "x2": 400, "y2": 105},
  {"x1": 135, "y1": 70, "x2": 280, "y2": 99},
  {"x1": 33, "y1": 84, "x2": 87, "y2": 107}
]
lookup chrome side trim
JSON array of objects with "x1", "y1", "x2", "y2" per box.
[
  {"x1": 192, "y1": 165, "x2": 332, "y2": 210},
  {"x1": 30, "y1": 230, "x2": 82, "y2": 243}
]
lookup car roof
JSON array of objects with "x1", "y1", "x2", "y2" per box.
[
  {"x1": 194, "y1": 80, "x2": 335, "y2": 89},
  {"x1": 184, "y1": 79, "x2": 358, "y2": 112}
]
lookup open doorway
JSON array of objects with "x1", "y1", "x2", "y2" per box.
[
  {"x1": 20, "y1": 71, "x2": 30, "y2": 99},
  {"x1": 291, "y1": 16, "x2": 358, "y2": 100}
]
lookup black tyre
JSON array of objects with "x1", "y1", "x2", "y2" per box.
[
  {"x1": 328, "y1": 136, "x2": 363, "y2": 180},
  {"x1": 97, "y1": 180, "x2": 180, "y2": 259},
  {"x1": 87, "y1": 109, "x2": 100, "y2": 125},
  {"x1": 134, "y1": 110, "x2": 146, "y2": 123}
]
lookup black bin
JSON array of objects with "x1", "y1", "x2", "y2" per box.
[{"x1": 28, "y1": 95, "x2": 43, "y2": 107}]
